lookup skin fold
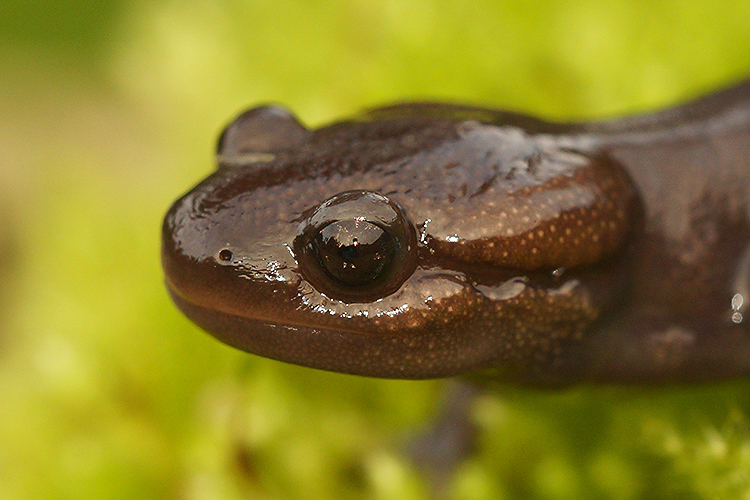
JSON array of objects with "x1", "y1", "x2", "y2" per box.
[{"x1": 162, "y1": 77, "x2": 750, "y2": 387}]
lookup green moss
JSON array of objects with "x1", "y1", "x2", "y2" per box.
[{"x1": 1, "y1": 0, "x2": 750, "y2": 498}]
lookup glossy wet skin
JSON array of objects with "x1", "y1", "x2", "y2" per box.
[{"x1": 163, "y1": 78, "x2": 750, "y2": 386}]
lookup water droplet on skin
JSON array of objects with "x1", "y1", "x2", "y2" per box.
[
  {"x1": 731, "y1": 243, "x2": 750, "y2": 324},
  {"x1": 732, "y1": 293, "x2": 744, "y2": 311},
  {"x1": 732, "y1": 293, "x2": 744, "y2": 324},
  {"x1": 552, "y1": 267, "x2": 565, "y2": 278},
  {"x1": 419, "y1": 219, "x2": 432, "y2": 245}
]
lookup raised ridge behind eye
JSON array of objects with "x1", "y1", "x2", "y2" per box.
[{"x1": 427, "y1": 149, "x2": 642, "y2": 270}]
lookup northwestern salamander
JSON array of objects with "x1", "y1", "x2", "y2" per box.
[{"x1": 162, "y1": 77, "x2": 750, "y2": 387}]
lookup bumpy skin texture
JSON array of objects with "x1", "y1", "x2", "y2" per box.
[{"x1": 163, "y1": 78, "x2": 750, "y2": 386}]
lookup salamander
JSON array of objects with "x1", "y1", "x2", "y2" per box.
[{"x1": 162, "y1": 77, "x2": 750, "y2": 386}]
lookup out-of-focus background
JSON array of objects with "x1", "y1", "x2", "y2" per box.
[{"x1": 3, "y1": 1, "x2": 750, "y2": 498}]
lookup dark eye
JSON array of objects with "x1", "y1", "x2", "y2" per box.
[
  {"x1": 294, "y1": 191, "x2": 417, "y2": 302},
  {"x1": 313, "y1": 220, "x2": 396, "y2": 286}
]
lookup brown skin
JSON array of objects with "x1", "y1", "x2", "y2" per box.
[{"x1": 162, "y1": 77, "x2": 750, "y2": 387}]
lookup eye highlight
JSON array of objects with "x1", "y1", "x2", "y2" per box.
[{"x1": 294, "y1": 190, "x2": 418, "y2": 303}]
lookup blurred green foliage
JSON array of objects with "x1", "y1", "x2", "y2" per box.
[{"x1": 2, "y1": 0, "x2": 750, "y2": 498}]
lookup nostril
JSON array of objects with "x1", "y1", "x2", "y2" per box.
[{"x1": 218, "y1": 249, "x2": 234, "y2": 262}]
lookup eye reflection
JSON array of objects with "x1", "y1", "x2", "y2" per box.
[
  {"x1": 294, "y1": 190, "x2": 418, "y2": 303},
  {"x1": 313, "y1": 220, "x2": 396, "y2": 286}
]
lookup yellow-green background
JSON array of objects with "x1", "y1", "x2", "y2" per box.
[{"x1": 2, "y1": 1, "x2": 750, "y2": 498}]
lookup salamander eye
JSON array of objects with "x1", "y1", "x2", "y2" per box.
[
  {"x1": 312, "y1": 220, "x2": 396, "y2": 286},
  {"x1": 294, "y1": 190, "x2": 418, "y2": 303}
]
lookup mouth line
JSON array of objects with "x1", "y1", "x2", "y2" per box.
[{"x1": 165, "y1": 278, "x2": 426, "y2": 338}]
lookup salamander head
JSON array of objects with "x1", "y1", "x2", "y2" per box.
[{"x1": 162, "y1": 104, "x2": 642, "y2": 378}]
